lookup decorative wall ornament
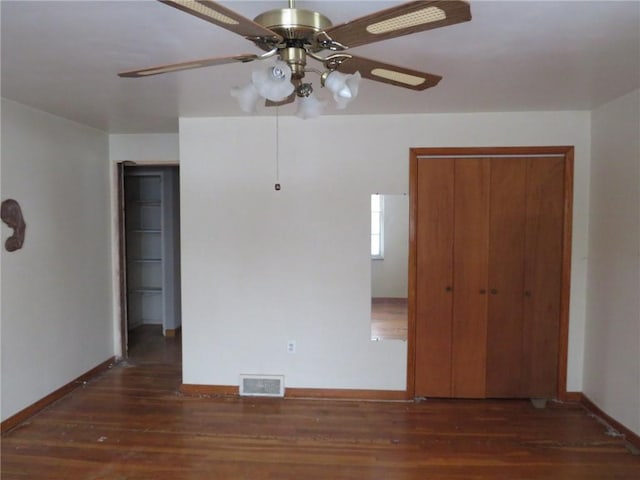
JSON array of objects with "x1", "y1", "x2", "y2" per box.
[{"x1": 1, "y1": 199, "x2": 26, "y2": 252}]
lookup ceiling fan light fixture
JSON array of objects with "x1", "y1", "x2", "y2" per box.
[
  {"x1": 171, "y1": 0, "x2": 240, "y2": 25},
  {"x1": 296, "y1": 92, "x2": 327, "y2": 120},
  {"x1": 323, "y1": 71, "x2": 362, "y2": 109},
  {"x1": 128, "y1": 1, "x2": 472, "y2": 116},
  {"x1": 231, "y1": 83, "x2": 262, "y2": 113},
  {"x1": 251, "y1": 60, "x2": 295, "y2": 101},
  {"x1": 366, "y1": 7, "x2": 446, "y2": 34},
  {"x1": 371, "y1": 68, "x2": 426, "y2": 87}
]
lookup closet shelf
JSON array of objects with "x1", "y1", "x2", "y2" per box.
[
  {"x1": 124, "y1": 168, "x2": 179, "y2": 334},
  {"x1": 129, "y1": 287, "x2": 162, "y2": 294}
]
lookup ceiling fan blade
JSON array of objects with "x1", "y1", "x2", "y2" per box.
[
  {"x1": 160, "y1": 1, "x2": 281, "y2": 43},
  {"x1": 323, "y1": 0, "x2": 471, "y2": 48},
  {"x1": 118, "y1": 54, "x2": 259, "y2": 78},
  {"x1": 265, "y1": 93, "x2": 296, "y2": 107},
  {"x1": 336, "y1": 55, "x2": 442, "y2": 91}
]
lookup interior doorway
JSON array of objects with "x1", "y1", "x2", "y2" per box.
[{"x1": 118, "y1": 164, "x2": 182, "y2": 364}]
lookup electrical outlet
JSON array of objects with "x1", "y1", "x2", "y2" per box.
[{"x1": 287, "y1": 340, "x2": 296, "y2": 354}]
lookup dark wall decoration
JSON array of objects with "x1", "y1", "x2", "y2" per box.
[{"x1": 1, "y1": 199, "x2": 26, "y2": 252}]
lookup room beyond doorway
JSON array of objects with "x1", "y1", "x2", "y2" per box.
[
  {"x1": 118, "y1": 164, "x2": 181, "y2": 361},
  {"x1": 127, "y1": 324, "x2": 182, "y2": 365}
]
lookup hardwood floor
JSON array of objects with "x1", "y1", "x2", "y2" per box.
[
  {"x1": 127, "y1": 324, "x2": 182, "y2": 365},
  {"x1": 371, "y1": 298, "x2": 408, "y2": 341},
  {"x1": 2, "y1": 330, "x2": 639, "y2": 479}
]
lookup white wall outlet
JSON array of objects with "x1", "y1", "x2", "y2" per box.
[{"x1": 287, "y1": 340, "x2": 296, "y2": 354}]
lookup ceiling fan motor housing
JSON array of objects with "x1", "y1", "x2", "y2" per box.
[
  {"x1": 253, "y1": 8, "x2": 332, "y2": 44},
  {"x1": 253, "y1": 8, "x2": 334, "y2": 79}
]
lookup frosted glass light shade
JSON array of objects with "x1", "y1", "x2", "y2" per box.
[
  {"x1": 296, "y1": 92, "x2": 327, "y2": 119},
  {"x1": 252, "y1": 60, "x2": 294, "y2": 102},
  {"x1": 230, "y1": 83, "x2": 261, "y2": 113},
  {"x1": 324, "y1": 71, "x2": 361, "y2": 109}
]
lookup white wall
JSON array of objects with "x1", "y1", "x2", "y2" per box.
[
  {"x1": 1, "y1": 99, "x2": 112, "y2": 421},
  {"x1": 109, "y1": 134, "x2": 179, "y2": 163},
  {"x1": 179, "y1": 111, "x2": 591, "y2": 391},
  {"x1": 372, "y1": 194, "x2": 409, "y2": 298},
  {"x1": 584, "y1": 89, "x2": 640, "y2": 436}
]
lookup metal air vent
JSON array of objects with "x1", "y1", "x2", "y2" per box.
[{"x1": 239, "y1": 374, "x2": 285, "y2": 397}]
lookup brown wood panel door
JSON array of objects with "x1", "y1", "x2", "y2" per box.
[
  {"x1": 415, "y1": 159, "x2": 454, "y2": 397},
  {"x1": 521, "y1": 157, "x2": 565, "y2": 397},
  {"x1": 410, "y1": 148, "x2": 572, "y2": 401},
  {"x1": 451, "y1": 158, "x2": 490, "y2": 397},
  {"x1": 486, "y1": 159, "x2": 527, "y2": 397}
]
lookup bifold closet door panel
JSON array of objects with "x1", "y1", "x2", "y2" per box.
[
  {"x1": 415, "y1": 159, "x2": 454, "y2": 397},
  {"x1": 451, "y1": 159, "x2": 490, "y2": 398},
  {"x1": 413, "y1": 153, "x2": 567, "y2": 400},
  {"x1": 486, "y1": 159, "x2": 527, "y2": 397},
  {"x1": 521, "y1": 157, "x2": 565, "y2": 397}
]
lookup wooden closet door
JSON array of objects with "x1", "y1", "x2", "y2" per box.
[
  {"x1": 521, "y1": 157, "x2": 565, "y2": 397},
  {"x1": 486, "y1": 157, "x2": 565, "y2": 398},
  {"x1": 412, "y1": 151, "x2": 568, "y2": 400},
  {"x1": 486, "y1": 159, "x2": 527, "y2": 397},
  {"x1": 415, "y1": 159, "x2": 454, "y2": 397},
  {"x1": 451, "y1": 159, "x2": 490, "y2": 397}
]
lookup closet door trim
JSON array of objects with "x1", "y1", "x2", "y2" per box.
[{"x1": 407, "y1": 146, "x2": 574, "y2": 401}]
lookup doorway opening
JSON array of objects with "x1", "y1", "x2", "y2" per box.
[{"x1": 118, "y1": 164, "x2": 182, "y2": 364}]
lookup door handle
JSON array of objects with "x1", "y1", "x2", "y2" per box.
[
  {"x1": 490, "y1": 288, "x2": 498, "y2": 295},
  {"x1": 445, "y1": 286, "x2": 453, "y2": 292},
  {"x1": 479, "y1": 289, "x2": 487, "y2": 295}
]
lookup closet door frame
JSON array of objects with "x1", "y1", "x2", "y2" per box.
[
  {"x1": 407, "y1": 146, "x2": 574, "y2": 401},
  {"x1": 116, "y1": 161, "x2": 179, "y2": 358}
]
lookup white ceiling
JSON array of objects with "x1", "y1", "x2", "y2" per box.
[{"x1": 2, "y1": 0, "x2": 639, "y2": 133}]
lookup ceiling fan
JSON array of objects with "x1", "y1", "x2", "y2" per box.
[{"x1": 119, "y1": 0, "x2": 472, "y2": 117}]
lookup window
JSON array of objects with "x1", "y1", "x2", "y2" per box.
[{"x1": 371, "y1": 194, "x2": 384, "y2": 259}]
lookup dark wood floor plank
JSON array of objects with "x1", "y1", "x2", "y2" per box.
[{"x1": 2, "y1": 327, "x2": 639, "y2": 479}]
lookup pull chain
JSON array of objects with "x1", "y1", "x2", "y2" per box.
[{"x1": 274, "y1": 108, "x2": 281, "y2": 191}]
